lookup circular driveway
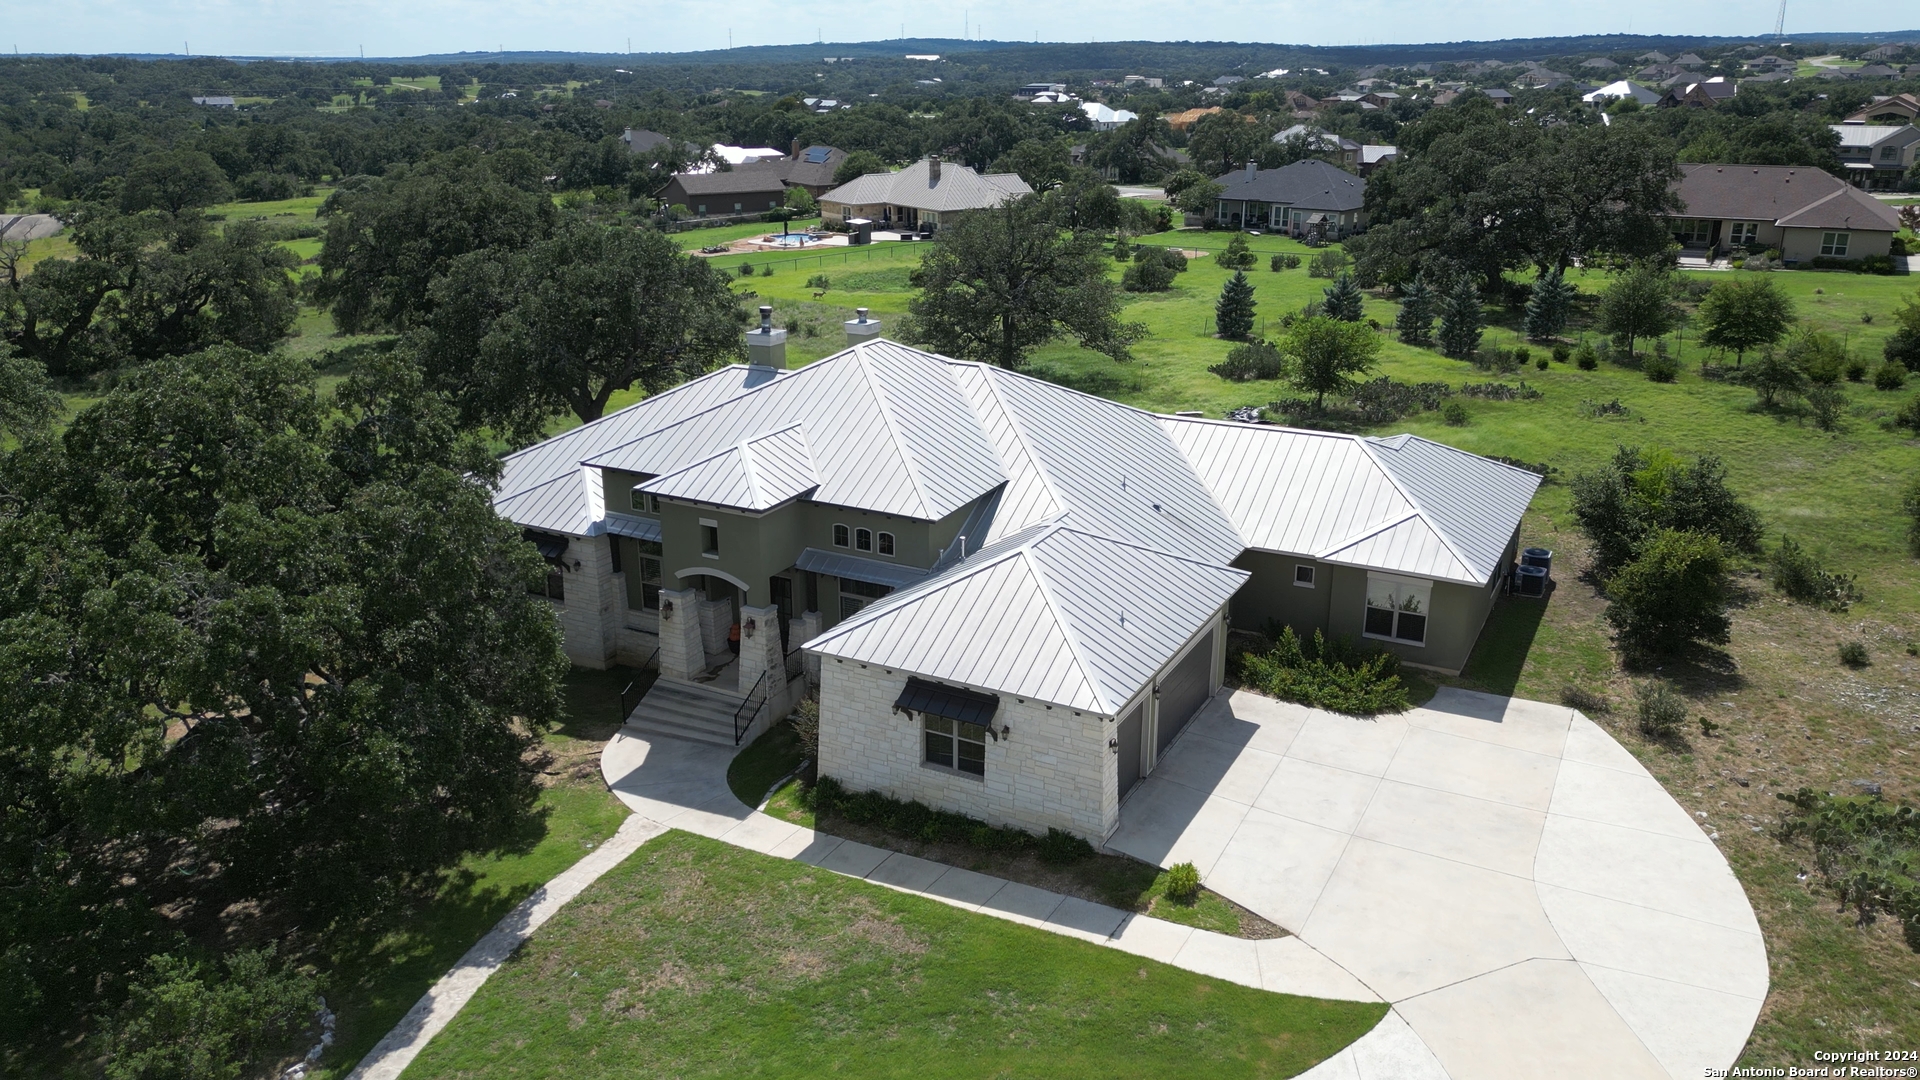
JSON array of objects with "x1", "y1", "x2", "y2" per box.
[{"x1": 1105, "y1": 687, "x2": 1767, "y2": 1080}]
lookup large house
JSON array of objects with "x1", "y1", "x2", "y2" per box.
[
  {"x1": 817, "y1": 157, "x2": 1031, "y2": 233},
  {"x1": 492, "y1": 326, "x2": 1539, "y2": 842},
  {"x1": 1833, "y1": 123, "x2": 1920, "y2": 190},
  {"x1": 1668, "y1": 163, "x2": 1902, "y2": 261},
  {"x1": 653, "y1": 164, "x2": 790, "y2": 219},
  {"x1": 1271, "y1": 124, "x2": 1360, "y2": 169},
  {"x1": 1846, "y1": 93, "x2": 1920, "y2": 124},
  {"x1": 1211, "y1": 159, "x2": 1368, "y2": 237}
]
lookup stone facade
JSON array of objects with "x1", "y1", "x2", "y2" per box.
[
  {"x1": 657, "y1": 585, "x2": 706, "y2": 681},
  {"x1": 817, "y1": 659, "x2": 1119, "y2": 841}
]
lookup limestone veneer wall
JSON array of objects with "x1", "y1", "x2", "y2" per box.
[{"x1": 817, "y1": 659, "x2": 1118, "y2": 841}]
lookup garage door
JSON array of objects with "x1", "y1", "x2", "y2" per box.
[
  {"x1": 1155, "y1": 628, "x2": 1215, "y2": 756},
  {"x1": 1117, "y1": 701, "x2": 1145, "y2": 799}
]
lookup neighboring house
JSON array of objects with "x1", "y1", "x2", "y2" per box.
[
  {"x1": 777, "y1": 144, "x2": 849, "y2": 198},
  {"x1": 817, "y1": 157, "x2": 1031, "y2": 233},
  {"x1": 1855, "y1": 64, "x2": 1902, "y2": 79},
  {"x1": 191, "y1": 95, "x2": 236, "y2": 107},
  {"x1": 1672, "y1": 53, "x2": 1707, "y2": 67},
  {"x1": 1080, "y1": 101, "x2": 1139, "y2": 130},
  {"x1": 1580, "y1": 57, "x2": 1620, "y2": 71},
  {"x1": 1362, "y1": 90, "x2": 1402, "y2": 107},
  {"x1": 1845, "y1": 93, "x2": 1920, "y2": 124},
  {"x1": 654, "y1": 164, "x2": 790, "y2": 218},
  {"x1": 1831, "y1": 123, "x2": 1920, "y2": 190},
  {"x1": 1638, "y1": 51, "x2": 1672, "y2": 64},
  {"x1": 1123, "y1": 75, "x2": 1165, "y2": 89},
  {"x1": 1480, "y1": 88, "x2": 1515, "y2": 105},
  {"x1": 1212, "y1": 159, "x2": 1368, "y2": 238},
  {"x1": 1668, "y1": 163, "x2": 1902, "y2": 262},
  {"x1": 1659, "y1": 78, "x2": 1737, "y2": 108},
  {"x1": 622, "y1": 128, "x2": 706, "y2": 160},
  {"x1": 1272, "y1": 123, "x2": 1361, "y2": 168},
  {"x1": 711, "y1": 144, "x2": 787, "y2": 166},
  {"x1": 1016, "y1": 83, "x2": 1067, "y2": 99},
  {"x1": 1359, "y1": 144, "x2": 1400, "y2": 174},
  {"x1": 492, "y1": 332, "x2": 1539, "y2": 842},
  {"x1": 1583, "y1": 80, "x2": 1661, "y2": 105}
]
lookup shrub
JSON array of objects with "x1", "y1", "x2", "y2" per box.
[
  {"x1": 1039, "y1": 827, "x2": 1094, "y2": 865},
  {"x1": 808, "y1": 776, "x2": 1088, "y2": 856},
  {"x1": 1512, "y1": 346, "x2": 1531, "y2": 367},
  {"x1": 1768, "y1": 534, "x2": 1863, "y2": 610},
  {"x1": 1321, "y1": 274, "x2": 1364, "y2": 322},
  {"x1": 1578, "y1": 398, "x2": 1631, "y2": 418},
  {"x1": 1458, "y1": 381, "x2": 1542, "y2": 401},
  {"x1": 1838, "y1": 641, "x2": 1870, "y2": 668},
  {"x1": 1634, "y1": 680, "x2": 1688, "y2": 740},
  {"x1": 1165, "y1": 862, "x2": 1202, "y2": 904},
  {"x1": 106, "y1": 948, "x2": 321, "y2": 1080},
  {"x1": 1860, "y1": 255, "x2": 1896, "y2": 275},
  {"x1": 1574, "y1": 342, "x2": 1599, "y2": 370},
  {"x1": 1570, "y1": 446, "x2": 1764, "y2": 575},
  {"x1": 1846, "y1": 357, "x2": 1869, "y2": 382},
  {"x1": 1875, "y1": 363, "x2": 1909, "y2": 391},
  {"x1": 1642, "y1": 349, "x2": 1680, "y2": 383},
  {"x1": 1552, "y1": 343, "x2": 1571, "y2": 364},
  {"x1": 1605, "y1": 529, "x2": 1732, "y2": 661},
  {"x1": 1806, "y1": 383, "x2": 1846, "y2": 432},
  {"x1": 791, "y1": 696, "x2": 820, "y2": 759},
  {"x1": 1218, "y1": 232, "x2": 1257, "y2": 270},
  {"x1": 737, "y1": 261, "x2": 755, "y2": 278},
  {"x1": 1112, "y1": 236, "x2": 1131, "y2": 262},
  {"x1": 1307, "y1": 248, "x2": 1351, "y2": 279},
  {"x1": 760, "y1": 263, "x2": 775, "y2": 277},
  {"x1": 1344, "y1": 377, "x2": 1452, "y2": 422},
  {"x1": 1236, "y1": 626, "x2": 1411, "y2": 716},
  {"x1": 1210, "y1": 339, "x2": 1286, "y2": 381},
  {"x1": 1536, "y1": 356, "x2": 1550, "y2": 371},
  {"x1": 1441, "y1": 402, "x2": 1469, "y2": 425},
  {"x1": 805, "y1": 273, "x2": 831, "y2": 291},
  {"x1": 1776, "y1": 787, "x2": 1920, "y2": 951},
  {"x1": 1270, "y1": 252, "x2": 1301, "y2": 272},
  {"x1": 1560, "y1": 685, "x2": 1610, "y2": 714}
]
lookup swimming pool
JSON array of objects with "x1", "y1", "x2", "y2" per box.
[{"x1": 761, "y1": 233, "x2": 817, "y2": 247}]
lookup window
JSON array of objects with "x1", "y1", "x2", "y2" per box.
[
  {"x1": 1363, "y1": 574, "x2": 1431, "y2": 646},
  {"x1": 877, "y1": 531, "x2": 895, "y2": 557},
  {"x1": 833, "y1": 523, "x2": 849, "y2": 547},
  {"x1": 1820, "y1": 232, "x2": 1850, "y2": 257},
  {"x1": 701, "y1": 523, "x2": 720, "y2": 556},
  {"x1": 1294, "y1": 564, "x2": 1316, "y2": 588},
  {"x1": 541, "y1": 570, "x2": 566, "y2": 602},
  {"x1": 696, "y1": 204, "x2": 707, "y2": 215},
  {"x1": 855, "y1": 527, "x2": 873, "y2": 552},
  {"x1": 630, "y1": 489, "x2": 658, "y2": 514},
  {"x1": 1728, "y1": 222, "x2": 1759, "y2": 247},
  {"x1": 1675, "y1": 218, "x2": 1713, "y2": 245},
  {"x1": 733, "y1": 202, "x2": 743, "y2": 211},
  {"x1": 839, "y1": 578, "x2": 891, "y2": 620},
  {"x1": 923, "y1": 715, "x2": 987, "y2": 776},
  {"x1": 638, "y1": 540, "x2": 664, "y2": 610},
  {"x1": 1881, "y1": 145, "x2": 1902, "y2": 161}
]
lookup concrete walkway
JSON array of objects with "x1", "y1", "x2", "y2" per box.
[{"x1": 1108, "y1": 688, "x2": 1767, "y2": 1080}]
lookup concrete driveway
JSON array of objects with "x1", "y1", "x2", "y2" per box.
[{"x1": 1107, "y1": 687, "x2": 1767, "y2": 1080}]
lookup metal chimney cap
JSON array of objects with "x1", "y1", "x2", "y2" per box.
[
  {"x1": 855, "y1": 307, "x2": 870, "y2": 322},
  {"x1": 758, "y1": 305, "x2": 773, "y2": 331}
]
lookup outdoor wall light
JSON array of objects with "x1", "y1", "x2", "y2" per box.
[
  {"x1": 1108, "y1": 736, "x2": 1119, "y2": 755},
  {"x1": 743, "y1": 618, "x2": 756, "y2": 638},
  {"x1": 661, "y1": 600, "x2": 675, "y2": 619}
]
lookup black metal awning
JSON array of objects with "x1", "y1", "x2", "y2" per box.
[
  {"x1": 893, "y1": 677, "x2": 999, "y2": 728},
  {"x1": 524, "y1": 530, "x2": 570, "y2": 560}
]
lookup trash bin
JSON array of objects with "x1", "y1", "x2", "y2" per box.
[
  {"x1": 1515, "y1": 564, "x2": 1548, "y2": 597},
  {"x1": 1521, "y1": 547, "x2": 1552, "y2": 579}
]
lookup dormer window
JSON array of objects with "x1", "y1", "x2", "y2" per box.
[
  {"x1": 856, "y1": 528, "x2": 873, "y2": 552},
  {"x1": 833, "y1": 524, "x2": 850, "y2": 547},
  {"x1": 877, "y1": 531, "x2": 895, "y2": 557}
]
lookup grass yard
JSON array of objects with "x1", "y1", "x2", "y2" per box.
[
  {"x1": 670, "y1": 215, "x2": 824, "y2": 250},
  {"x1": 403, "y1": 831, "x2": 1383, "y2": 1080},
  {"x1": 309, "y1": 666, "x2": 640, "y2": 1078}
]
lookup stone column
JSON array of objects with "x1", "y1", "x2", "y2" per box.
[
  {"x1": 697, "y1": 596, "x2": 731, "y2": 659},
  {"x1": 791, "y1": 610, "x2": 824, "y2": 687},
  {"x1": 736, "y1": 603, "x2": 787, "y2": 701},
  {"x1": 657, "y1": 587, "x2": 705, "y2": 682}
]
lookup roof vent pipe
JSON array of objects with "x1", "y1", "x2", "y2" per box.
[
  {"x1": 844, "y1": 306, "x2": 883, "y2": 344},
  {"x1": 746, "y1": 304, "x2": 788, "y2": 369}
]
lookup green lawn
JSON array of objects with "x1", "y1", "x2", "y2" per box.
[
  {"x1": 671, "y1": 215, "x2": 824, "y2": 250},
  {"x1": 310, "y1": 666, "x2": 638, "y2": 1078},
  {"x1": 404, "y1": 831, "x2": 1383, "y2": 1080}
]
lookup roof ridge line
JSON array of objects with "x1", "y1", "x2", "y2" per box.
[
  {"x1": 805, "y1": 536, "x2": 1039, "y2": 648},
  {"x1": 735, "y1": 437, "x2": 763, "y2": 508},
  {"x1": 976, "y1": 367, "x2": 1070, "y2": 521},
  {"x1": 1311, "y1": 509, "x2": 1423, "y2": 559},
  {"x1": 1046, "y1": 522, "x2": 1242, "y2": 573},
  {"x1": 1353, "y1": 439, "x2": 1483, "y2": 579},
  {"x1": 1014, "y1": 532, "x2": 1113, "y2": 715},
  {"x1": 851, "y1": 342, "x2": 937, "y2": 519},
  {"x1": 578, "y1": 349, "x2": 850, "y2": 468}
]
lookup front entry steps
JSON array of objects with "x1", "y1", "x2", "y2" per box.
[{"x1": 625, "y1": 678, "x2": 750, "y2": 748}]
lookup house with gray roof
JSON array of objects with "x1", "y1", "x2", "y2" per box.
[
  {"x1": 1668, "y1": 163, "x2": 1902, "y2": 260},
  {"x1": 1832, "y1": 123, "x2": 1920, "y2": 189},
  {"x1": 818, "y1": 156, "x2": 1032, "y2": 233},
  {"x1": 491, "y1": 322, "x2": 1539, "y2": 841},
  {"x1": 1212, "y1": 159, "x2": 1368, "y2": 236},
  {"x1": 653, "y1": 163, "x2": 791, "y2": 219}
]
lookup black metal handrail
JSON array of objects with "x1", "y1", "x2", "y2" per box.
[
  {"x1": 734, "y1": 670, "x2": 769, "y2": 746},
  {"x1": 784, "y1": 641, "x2": 805, "y2": 678}
]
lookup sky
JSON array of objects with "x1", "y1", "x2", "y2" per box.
[{"x1": 3, "y1": 0, "x2": 1905, "y2": 58}]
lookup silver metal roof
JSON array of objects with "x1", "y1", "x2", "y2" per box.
[
  {"x1": 1160, "y1": 418, "x2": 1540, "y2": 585},
  {"x1": 639, "y1": 423, "x2": 820, "y2": 512},
  {"x1": 807, "y1": 523, "x2": 1247, "y2": 714},
  {"x1": 819, "y1": 158, "x2": 1034, "y2": 214},
  {"x1": 584, "y1": 341, "x2": 1005, "y2": 522},
  {"x1": 603, "y1": 514, "x2": 663, "y2": 542}
]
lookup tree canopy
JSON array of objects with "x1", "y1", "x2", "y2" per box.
[
  {"x1": 1697, "y1": 277, "x2": 1796, "y2": 365},
  {"x1": 906, "y1": 195, "x2": 1142, "y2": 368},
  {"x1": 1283, "y1": 315, "x2": 1381, "y2": 406}
]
